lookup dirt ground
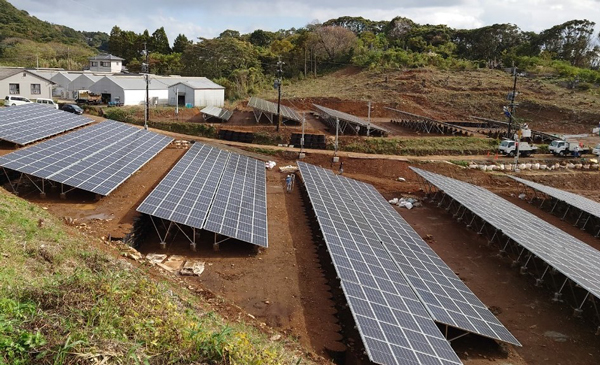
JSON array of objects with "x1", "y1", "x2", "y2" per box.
[{"x1": 3, "y1": 134, "x2": 600, "y2": 364}]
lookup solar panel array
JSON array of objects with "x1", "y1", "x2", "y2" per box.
[
  {"x1": 411, "y1": 167, "x2": 600, "y2": 302},
  {"x1": 298, "y1": 162, "x2": 462, "y2": 365},
  {"x1": 510, "y1": 175, "x2": 600, "y2": 219},
  {"x1": 248, "y1": 96, "x2": 302, "y2": 123},
  {"x1": 0, "y1": 103, "x2": 93, "y2": 145},
  {"x1": 313, "y1": 104, "x2": 389, "y2": 135},
  {"x1": 201, "y1": 106, "x2": 233, "y2": 122},
  {"x1": 137, "y1": 142, "x2": 268, "y2": 248},
  {"x1": 339, "y1": 176, "x2": 520, "y2": 346},
  {"x1": 0, "y1": 120, "x2": 173, "y2": 195}
]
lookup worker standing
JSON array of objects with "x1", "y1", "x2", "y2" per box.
[
  {"x1": 286, "y1": 174, "x2": 293, "y2": 193},
  {"x1": 338, "y1": 161, "x2": 344, "y2": 175}
]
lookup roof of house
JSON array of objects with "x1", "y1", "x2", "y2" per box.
[
  {"x1": 89, "y1": 53, "x2": 124, "y2": 61},
  {"x1": 101, "y1": 76, "x2": 170, "y2": 90},
  {"x1": 0, "y1": 67, "x2": 55, "y2": 84},
  {"x1": 75, "y1": 74, "x2": 103, "y2": 82},
  {"x1": 51, "y1": 72, "x2": 80, "y2": 82},
  {"x1": 167, "y1": 77, "x2": 224, "y2": 89}
]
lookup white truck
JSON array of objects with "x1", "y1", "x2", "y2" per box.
[
  {"x1": 498, "y1": 140, "x2": 537, "y2": 157},
  {"x1": 548, "y1": 139, "x2": 589, "y2": 157}
]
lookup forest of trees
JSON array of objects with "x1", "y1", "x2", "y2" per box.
[
  {"x1": 0, "y1": 0, "x2": 599, "y2": 100},
  {"x1": 102, "y1": 17, "x2": 600, "y2": 99}
]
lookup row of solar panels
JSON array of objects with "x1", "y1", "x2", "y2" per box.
[
  {"x1": 0, "y1": 106, "x2": 268, "y2": 248},
  {"x1": 412, "y1": 168, "x2": 600, "y2": 302},
  {"x1": 298, "y1": 162, "x2": 519, "y2": 365},
  {"x1": 137, "y1": 142, "x2": 268, "y2": 248}
]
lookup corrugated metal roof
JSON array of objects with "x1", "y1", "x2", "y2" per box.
[
  {"x1": 168, "y1": 78, "x2": 224, "y2": 89},
  {"x1": 102, "y1": 76, "x2": 170, "y2": 90},
  {"x1": 51, "y1": 72, "x2": 80, "y2": 82}
]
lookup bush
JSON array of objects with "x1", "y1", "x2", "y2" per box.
[{"x1": 103, "y1": 108, "x2": 136, "y2": 123}]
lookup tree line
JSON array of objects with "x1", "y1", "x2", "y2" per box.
[{"x1": 105, "y1": 17, "x2": 600, "y2": 99}]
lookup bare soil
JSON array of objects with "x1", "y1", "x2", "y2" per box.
[{"x1": 3, "y1": 137, "x2": 600, "y2": 364}]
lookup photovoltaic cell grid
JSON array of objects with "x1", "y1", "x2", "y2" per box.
[
  {"x1": 0, "y1": 120, "x2": 173, "y2": 195},
  {"x1": 248, "y1": 96, "x2": 302, "y2": 123},
  {"x1": 411, "y1": 167, "x2": 600, "y2": 302},
  {"x1": 313, "y1": 104, "x2": 389, "y2": 134},
  {"x1": 0, "y1": 103, "x2": 93, "y2": 145},
  {"x1": 338, "y1": 176, "x2": 520, "y2": 346},
  {"x1": 201, "y1": 106, "x2": 233, "y2": 122},
  {"x1": 138, "y1": 143, "x2": 229, "y2": 229},
  {"x1": 204, "y1": 154, "x2": 268, "y2": 247},
  {"x1": 137, "y1": 142, "x2": 268, "y2": 248},
  {"x1": 510, "y1": 175, "x2": 600, "y2": 219},
  {"x1": 298, "y1": 162, "x2": 461, "y2": 365}
]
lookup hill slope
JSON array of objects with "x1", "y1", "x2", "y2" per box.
[
  {"x1": 0, "y1": 188, "x2": 318, "y2": 364},
  {"x1": 265, "y1": 67, "x2": 600, "y2": 135}
]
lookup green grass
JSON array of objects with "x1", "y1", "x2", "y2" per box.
[
  {"x1": 0, "y1": 190, "x2": 312, "y2": 365},
  {"x1": 339, "y1": 137, "x2": 498, "y2": 156}
]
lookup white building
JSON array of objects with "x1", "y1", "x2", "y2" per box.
[
  {"x1": 71, "y1": 74, "x2": 103, "y2": 95},
  {"x1": 167, "y1": 78, "x2": 225, "y2": 107},
  {"x1": 0, "y1": 67, "x2": 54, "y2": 100},
  {"x1": 88, "y1": 54, "x2": 124, "y2": 73},
  {"x1": 89, "y1": 76, "x2": 169, "y2": 106},
  {"x1": 50, "y1": 72, "x2": 79, "y2": 99}
]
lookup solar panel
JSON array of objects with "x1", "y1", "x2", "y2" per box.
[
  {"x1": 0, "y1": 103, "x2": 93, "y2": 145},
  {"x1": 137, "y1": 142, "x2": 269, "y2": 248},
  {"x1": 204, "y1": 154, "x2": 268, "y2": 247},
  {"x1": 137, "y1": 142, "x2": 228, "y2": 229},
  {"x1": 313, "y1": 104, "x2": 389, "y2": 135},
  {"x1": 201, "y1": 106, "x2": 233, "y2": 122},
  {"x1": 337, "y1": 175, "x2": 520, "y2": 346},
  {"x1": 411, "y1": 167, "x2": 600, "y2": 302},
  {"x1": 0, "y1": 120, "x2": 173, "y2": 196},
  {"x1": 248, "y1": 96, "x2": 302, "y2": 123},
  {"x1": 509, "y1": 175, "x2": 600, "y2": 219},
  {"x1": 298, "y1": 162, "x2": 461, "y2": 365}
]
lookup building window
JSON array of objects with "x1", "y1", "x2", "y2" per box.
[
  {"x1": 100, "y1": 61, "x2": 110, "y2": 67},
  {"x1": 31, "y1": 84, "x2": 41, "y2": 94},
  {"x1": 91, "y1": 61, "x2": 98, "y2": 67},
  {"x1": 9, "y1": 83, "x2": 19, "y2": 95}
]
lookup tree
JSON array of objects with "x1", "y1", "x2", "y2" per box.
[
  {"x1": 313, "y1": 25, "x2": 358, "y2": 63},
  {"x1": 150, "y1": 27, "x2": 171, "y2": 54},
  {"x1": 219, "y1": 29, "x2": 240, "y2": 39},
  {"x1": 248, "y1": 29, "x2": 275, "y2": 47},
  {"x1": 453, "y1": 24, "x2": 524, "y2": 67},
  {"x1": 172, "y1": 33, "x2": 191, "y2": 53},
  {"x1": 108, "y1": 26, "x2": 124, "y2": 56},
  {"x1": 537, "y1": 19, "x2": 599, "y2": 67}
]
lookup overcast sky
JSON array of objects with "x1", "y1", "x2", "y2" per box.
[{"x1": 9, "y1": 0, "x2": 600, "y2": 44}]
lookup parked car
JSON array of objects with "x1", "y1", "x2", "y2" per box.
[
  {"x1": 592, "y1": 143, "x2": 600, "y2": 156},
  {"x1": 4, "y1": 95, "x2": 32, "y2": 106},
  {"x1": 61, "y1": 104, "x2": 84, "y2": 115},
  {"x1": 35, "y1": 98, "x2": 59, "y2": 109}
]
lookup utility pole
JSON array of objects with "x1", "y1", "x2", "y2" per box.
[
  {"x1": 507, "y1": 65, "x2": 518, "y2": 138},
  {"x1": 333, "y1": 117, "x2": 339, "y2": 162},
  {"x1": 143, "y1": 42, "x2": 149, "y2": 130},
  {"x1": 367, "y1": 101, "x2": 371, "y2": 137},
  {"x1": 275, "y1": 57, "x2": 284, "y2": 132},
  {"x1": 299, "y1": 112, "x2": 306, "y2": 159}
]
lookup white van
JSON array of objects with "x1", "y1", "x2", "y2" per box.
[
  {"x1": 4, "y1": 95, "x2": 32, "y2": 106},
  {"x1": 35, "y1": 98, "x2": 59, "y2": 109}
]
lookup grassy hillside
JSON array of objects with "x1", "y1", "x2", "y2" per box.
[
  {"x1": 0, "y1": 189, "x2": 314, "y2": 364},
  {"x1": 265, "y1": 67, "x2": 600, "y2": 134},
  {"x1": 0, "y1": 0, "x2": 104, "y2": 69}
]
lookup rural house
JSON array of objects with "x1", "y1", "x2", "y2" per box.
[
  {"x1": 0, "y1": 67, "x2": 54, "y2": 100},
  {"x1": 88, "y1": 54, "x2": 124, "y2": 73}
]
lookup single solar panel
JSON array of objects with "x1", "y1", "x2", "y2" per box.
[
  {"x1": 0, "y1": 103, "x2": 93, "y2": 145},
  {"x1": 298, "y1": 162, "x2": 462, "y2": 365},
  {"x1": 338, "y1": 175, "x2": 520, "y2": 346},
  {"x1": 0, "y1": 120, "x2": 173, "y2": 196},
  {"x1": 248, "y1": 96, "x2": 302, "y2": 123},
  {"x1": 201, "y1": 106, "x2": 233, "y2": 122},
  {"x1": 411, "y1": 167, "x2": 600, "y2": 302}
]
